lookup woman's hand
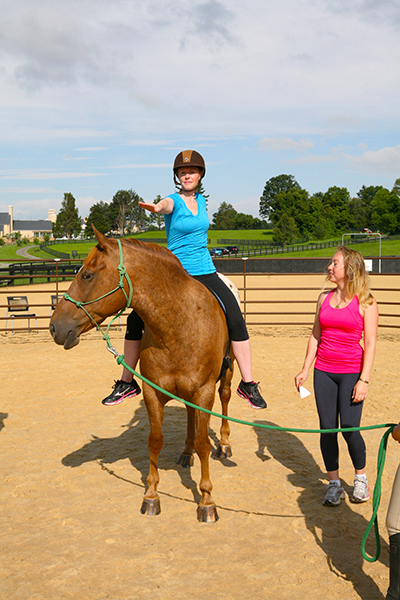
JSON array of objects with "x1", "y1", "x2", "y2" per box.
[
  {"x1": 139, "y1": 197, "x2": 174, "y2": 215},
  {"x1": 295, "y1": 368, "x2": 309, "y2": 391},
  {"x1": 139, "y1": 201, "x2": 161, "y2": 213},
  {"x1": 352, "y1": 379, "x2": 369, "y2": 403}
]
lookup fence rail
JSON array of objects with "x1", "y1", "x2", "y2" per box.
[{"x1": 0, "y1": 265, "x2": 399, "y2": 334}]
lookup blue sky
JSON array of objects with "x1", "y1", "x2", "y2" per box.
[{"x1": 1, "y1": 0, "x2": 399, "y2": 221}]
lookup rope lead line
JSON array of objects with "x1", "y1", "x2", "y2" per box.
[
  {"x1": 63, "y1": 239, "x2": 395, "y2": 562},
  {"x1": 119, "y1": 356, "x2": 394, "y2": 563}
]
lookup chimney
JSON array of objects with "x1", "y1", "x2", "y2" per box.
[{"x1": 8, "y1": 206, "x2": 13, "y2": 233}]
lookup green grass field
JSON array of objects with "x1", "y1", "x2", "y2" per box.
[{"x1": 0, "y1": 230, "x2": 398, "y2": 261}]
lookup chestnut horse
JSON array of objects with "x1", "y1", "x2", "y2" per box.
[{"x1": 50, "y1": 228, "x2": 234, "y2": 522}]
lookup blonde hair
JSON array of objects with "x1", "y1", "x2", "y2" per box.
[{"x1": 326, "y1": 245, "x2": 374, "y2": 307}]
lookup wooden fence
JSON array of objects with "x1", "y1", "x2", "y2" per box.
[{"x1": 0, "y1": 269, "x2": 399, "y2": 334}]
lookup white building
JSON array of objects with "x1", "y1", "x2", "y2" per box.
[{"x1": 0, "y1": 206, "x2": 54, "y2": 240}]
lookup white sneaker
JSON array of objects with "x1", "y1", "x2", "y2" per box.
[
  {"x1": 323, "y1": 481, "x2": 345, "y2": 506},
  {"x1": 351, "y1": 477, "x2": 369, "y2": 503}
]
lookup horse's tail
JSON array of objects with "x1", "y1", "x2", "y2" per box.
[{"x1": 217, "y1": 340, "x2": 233, "y2": 382}]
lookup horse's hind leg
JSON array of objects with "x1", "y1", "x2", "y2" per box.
[
  {"x1": 177, "y1": 405, "x2": 195, "y2": 468},
  {"x1": 216, "y1": 366, "x2": 233, "y2": 459},
  {"x1": 140, "y1": 392, "x2": 164, "y2": 516},
  {"x1": 194, "y1": 395, "x2": 219, "y2": 523}
]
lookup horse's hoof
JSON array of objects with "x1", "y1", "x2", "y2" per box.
[
  {"x1": 140, "y1": 497, "x2": 161, "y2": 516},
  {"x1": 177, "y1": 453, "x2": 194, "y2": 468},
  {"x1": 197, "y1": 505, "x2": 219, "y2": 523},
  {"x1": 215, "y1": 445, "x2": 232, "y2": 459}
]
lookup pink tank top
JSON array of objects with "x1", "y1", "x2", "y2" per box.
[{"x1": 314, "y1": 290, "x2": 364, "y2": 373}]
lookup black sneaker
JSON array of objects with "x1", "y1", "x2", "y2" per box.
[
  {"x1": 101, "y1": 379, "x2": 141, "y2": 406},
  {"x1": 237, "y1": 380, "x2": 267, "y2": 409}
]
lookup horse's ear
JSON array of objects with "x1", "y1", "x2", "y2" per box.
[{"x1": 92, "y1": 225, "x2": 111, "y2": 252}]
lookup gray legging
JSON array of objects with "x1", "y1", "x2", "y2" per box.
[
  {"x1": 314, "y1": 369, "x2": 366, "y2": 473},
  {"x1": 387, "y1": 464, "x2": 400, "y2": 536}
]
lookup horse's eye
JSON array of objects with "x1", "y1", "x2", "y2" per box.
[{"x1": 81, "y1": 270, "x2": 94, "y2": 281}]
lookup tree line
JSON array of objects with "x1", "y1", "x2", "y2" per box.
[
  {"x1": 52, "y1": 190, "x2": 155, "y2": 239},
  {"x1": 52, "y1": 175, "x2": 400, "y2": 242},
  {"x1": 52, "y1": 187, "x2": 266, "y2": 239},
  {"x1": 260, "y1": 174, "x2": 400, "y2": 244}
]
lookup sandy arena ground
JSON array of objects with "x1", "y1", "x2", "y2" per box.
[{"x1": 1, "y1": 321, "x2": 400, "y2": 600}]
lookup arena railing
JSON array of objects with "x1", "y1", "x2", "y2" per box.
[{"x1": 0, "y1": 258, "x2": 399, "y2": 333}]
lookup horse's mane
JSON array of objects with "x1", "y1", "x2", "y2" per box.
[{"x1": 120, "y1": 237, "x2": 186, "y2": 273}]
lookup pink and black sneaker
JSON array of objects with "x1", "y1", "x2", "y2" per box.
[
  {"x1": 237, "y1": 380, "x2": 267, "y2": 409},
  {"x1": 102, "y1": 379, "x2": 141, "y2": 406}
]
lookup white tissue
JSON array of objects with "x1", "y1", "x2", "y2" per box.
[{"x1": 299, "y1": 386, "x2": 311, "y2": 399}]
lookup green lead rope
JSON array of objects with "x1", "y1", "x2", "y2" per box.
[
  {"x1": 64, "y1": 239, "x2": 133, "y2": 349},
  {"x1": 116, "y1": 353, "x2": 395, "y2": 563},
  {"x1": 63, "y1": 238, "x2": 396, "y2": 562}
]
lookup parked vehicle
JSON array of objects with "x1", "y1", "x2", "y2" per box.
[
  {"x1": 224, "y1": 246, "x2": 239, "y2": 254},
  {"x1": 209, "y1": 248, "x2": 223, "y2": 257},
  {"x1": 216, "y1": 247, "x2": 230, "y2": 256}
]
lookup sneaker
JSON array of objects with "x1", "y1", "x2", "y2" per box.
[
  {"x1": 101, "y1": 379, "x2": 141, "y2": 406},
  {"x1": 323, "y1": 481, "x2": 346, "y2": 506},
  {"x1": 351, "y1": 477, "x2": 370, "y2": 503},
  {"x1": 237, "y1": 380, "x2": 267, "y2": 409}
]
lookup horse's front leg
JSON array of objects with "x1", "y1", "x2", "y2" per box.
[
  {"x1": 194, "y1": 389, "x2": 219, "y2": 523},
  {"x1": 216, "y1": 368, "x2": 233, "y2": 459},
  {"x1": 140, "y1": 388, "x2": 165, "y2": 516},
  {"x1": 177, "y1": 405, "x2": 195, "y2": 468}
]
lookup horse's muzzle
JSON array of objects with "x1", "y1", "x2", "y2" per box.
[{"x1": 49, "y1": 321, "x2": 81, "y2": 349}]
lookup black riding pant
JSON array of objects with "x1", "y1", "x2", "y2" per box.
[
  {"x1": 125, "y1": 272, "x2": 248, "y2": 342},
  {"x1": 313, "y1": 368, "x2": 366, "y2": 473}
]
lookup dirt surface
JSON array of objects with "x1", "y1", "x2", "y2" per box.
[{"x1": 1, "y1": 324, "x2": 399, "y2": 600}]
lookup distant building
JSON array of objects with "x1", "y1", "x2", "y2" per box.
[{"x1": 0, "y1": 206, "x2": 54, "y2": 240}]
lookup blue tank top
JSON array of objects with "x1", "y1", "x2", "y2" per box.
[{"x1": 163, "y1": 192, "x2": 215, "y2": 276}]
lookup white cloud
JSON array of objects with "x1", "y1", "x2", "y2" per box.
[
  {"x1": 0, "y1": 0, "x2": 400, "y2": 218},
  {"x1": 286, "y1": 153, "x2": 338, "y2": 165},
  {"x1": 347, "y1": 145, "x2": 400, "y2": 172},
  {"x1": 0, "y1": 169, "x2": 105, "y2": 181},
  {"x1": 258, "y1": 138, "x2": 314, "y2": 152},
  {"x1": 107, "y1": 163, "x2": 172, "y2": 170}
]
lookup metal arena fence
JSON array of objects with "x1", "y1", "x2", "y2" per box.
[{"x1": 0, "y1": 257, "x2": 400, "y2": 333}]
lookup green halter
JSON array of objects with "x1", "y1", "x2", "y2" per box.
[{"x1": 63, "y1": 239, "x2": 133, "y2": 353}]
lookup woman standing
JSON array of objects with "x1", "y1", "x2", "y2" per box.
[
  {"x1": 101, "y1": 150, "x2": 266, "y2": 410},
  {"x1": 295, "y1": 247, "x2": 378, "y2": 506}
]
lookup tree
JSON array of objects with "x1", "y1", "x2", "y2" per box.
[
  {"x1": 196, "y1": 182, "x2": 209, "y2": 206},
  {"x1": 270, "y1": 188, "x2": 310, "y2": 231},
  {"x1": 148, "y1": 195, "x2": 165, "y2": 230},
  {"x1": 53, "y1": 193, "x2": 82, "y2": 239},
  {"x1": 259, "y1": 174, "x2": 301, "y2": 220},
  {"x1": 349, "y1": 185, "x2": 384, "y2": 230},
  {"x1": 109, "y1": 189, "x2": 147, "y2": 235},
  {"x1": 84, "y1": 201, "x2": 111, "y2": 236},
  {"x1": 211, "y1": 202, "x2": 237, "y2": 229},
  {"x1": 234, "y1": 213, "x2": 258, "y2": 229},
  {"x1": 11, "y1": 231, "x2": 22, "y2": 244},
  {"x1": 272, "y1": 213, "x2": 298, "y2": 244},
  {"x1": 109, "y1": 190, "x2": 132, "y2": 235},
  {"x1": 371, "y1": 188, "x2": 400, "y2": 233},
  {"x1": 392, "y1": 178, "x2": 400, "y2": 197},
  {"x1": 321, "y1": 186, "x2": 352, "y2": 233}
]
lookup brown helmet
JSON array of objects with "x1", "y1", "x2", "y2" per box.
[{"x1": 173, "y1": 150, "x2": 206, "y2": 184}]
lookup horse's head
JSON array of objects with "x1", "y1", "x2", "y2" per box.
[{"x1": 50, "y1": 227, "x2": 129, "y2": 349}]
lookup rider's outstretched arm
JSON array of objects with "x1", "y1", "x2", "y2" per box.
[{"x1": 139, "y1": 197, "x2": 174, "y2": 215}]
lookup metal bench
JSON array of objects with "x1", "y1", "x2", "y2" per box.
[{"x1": 5, "y1": 296, "x2": 38, "y2": 335}]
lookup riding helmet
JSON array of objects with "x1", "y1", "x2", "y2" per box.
[{"x1": 173, "y1": 150, "x2": 206, "y2": 179}]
